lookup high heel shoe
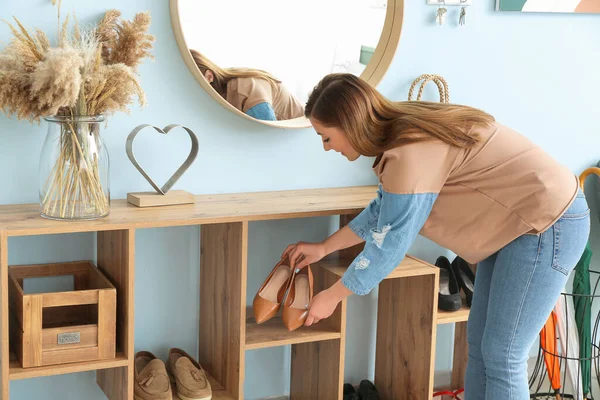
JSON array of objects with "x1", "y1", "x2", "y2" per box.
[
  {"x1": 253, "y1": 256, "x2": 293, "y2": 324},
  {"x1": 451, "y1": 256, "x2": 475, "y2": 307},
  {"x1": 435, "y1": 256, "x2": 462, "y2": 312},
  {"x1": 282, "y1": 265, "x2": 313, "y2": 332}
]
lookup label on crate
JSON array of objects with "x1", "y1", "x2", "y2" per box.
[{"x1": 58, "y1": 332, "x2": 81, "y2": 345}]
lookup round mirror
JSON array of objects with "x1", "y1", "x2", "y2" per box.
[{"x1": 170, "y1": 0, "x2": 403, "y2": 128}]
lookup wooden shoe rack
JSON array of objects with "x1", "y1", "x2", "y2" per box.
[{"x1": 0, "y1": 185, "x2": 469, "y2": 399}]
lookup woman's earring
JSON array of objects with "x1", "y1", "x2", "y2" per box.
[
  {"x1": 436, "y1": 3, "x2": 447, "y2": 25},
  {"x1": 459, "y1": 0, "x2": 467, "y2": 26}
]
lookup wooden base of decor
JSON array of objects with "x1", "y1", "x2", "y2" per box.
[{"x1": 126, "y1": 190, "x2": 195, "y2": 207}]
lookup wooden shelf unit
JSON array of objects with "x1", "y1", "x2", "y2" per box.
[{"x1": 0, "y1": 185, "x2": 469, "y2": 399}]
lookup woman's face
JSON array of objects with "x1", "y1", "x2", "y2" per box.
[{"x1": 309, "y1": 118, "x2": 360, "y2": 161}]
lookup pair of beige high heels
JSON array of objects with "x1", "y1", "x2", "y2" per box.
[{"x1": 252, "y1": 255, "x2": 314, "y2": 331}]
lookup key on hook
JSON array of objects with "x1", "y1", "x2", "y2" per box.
[
  {"x1": 459, "y1": 0, "x2": 467, "y2": 26},
  {"x1": 436, "y1": 0, "x2": 447, "y2": 25}
]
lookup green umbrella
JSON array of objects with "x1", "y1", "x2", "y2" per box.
[
  {"x1": 573, "y1": 167, "x2": 600, "y2": 399},
  {"x1": 572, "y1": 241, "x2": 592, "y2": 399}
]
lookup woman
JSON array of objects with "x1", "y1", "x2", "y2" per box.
[
  {"x1": 189, "y1": 49, "x2": 304, "y2": 121},
  {"x1": 283, "y1": 73, "x2": 590, "y2": 398}
]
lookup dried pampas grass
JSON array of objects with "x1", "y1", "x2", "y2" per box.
[
  {"x1": 0, "y1": 6, "x2": 154, "y2": 122},
  {"x1": 30, "y1": 48, "x2": 83, "y2": 114}
]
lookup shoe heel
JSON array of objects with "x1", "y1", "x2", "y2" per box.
[
  {"x1": 435, "y1": 256, "x2": 462, "y2": 311},
  {"x1": 451, "y1": 256, "x2": 475, "y2": 308}
]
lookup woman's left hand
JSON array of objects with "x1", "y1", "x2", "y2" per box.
[{"x1": 305, "y1": 289, "x2": 340, "y2": 326}]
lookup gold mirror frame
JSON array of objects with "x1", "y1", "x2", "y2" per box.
[{"x1": 170, "y1": 0, "x2": 404, "y2": 129}]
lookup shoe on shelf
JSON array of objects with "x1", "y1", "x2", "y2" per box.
[
  {"x1": 282, "y1": 265, "x2": 314, "y2": 332},
  {"x1": 451, "y1": 256, "x2": 475, "y2": 307},
  {"x1": 166, "y1": 348, "x2": 212, "y2": 400},
  {"x1": 134, "y1": 351, "x2": 172, "y2": 400},
  {"x1": 343, "y1": 383, "x2": 360, "y2": 400},
  {"x1": 253, "y1": 255, "x2": 294, "y2": 324},
  {"x1": 435, "y1": 256, "x2": 462, "y2": 312},
  {"x1": 357, "y1": 379, "x2": 380, "y2": 400}
]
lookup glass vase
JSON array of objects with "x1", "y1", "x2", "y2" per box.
[{"x1": 39, "y1": 115, "x2": 110, "y2": 220}]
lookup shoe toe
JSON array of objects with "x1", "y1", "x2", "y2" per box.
[
  {"x1": 282, "y1": 306, "x2": 308, "y2": 331},
  {"x1": 253, "y1": 295, "x2": 280, "y2": 323},
  {"x1": 439, "y1": 293, "x2": 463, "y2": 311}
]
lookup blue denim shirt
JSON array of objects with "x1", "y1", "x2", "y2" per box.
[
  {"x1": 343, "y1": 186, "x2": 438, "y2": 295},
  {"x1": 246, "y1": 102, "x2": 277, "y2": 121}
]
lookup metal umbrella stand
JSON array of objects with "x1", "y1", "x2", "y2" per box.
[{"x1": 529, "y1": 286, "x2": 600, "y2": 400}]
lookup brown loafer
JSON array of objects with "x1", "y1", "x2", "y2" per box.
[
  {"x1": 166, "y1": 348, "x2": 212, "y2": 400},
  {"x1": 253, "y1": 256, "x2": 293, "y2": 324},
  {"x1": 134, "y1": 351, "x2": 172, "y2": 400},
  {"x1": 282, "y1": 265, "x2": 314, "y2": 332}
]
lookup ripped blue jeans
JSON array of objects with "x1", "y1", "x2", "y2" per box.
[{"x1": 465, "y1": 190, "x2": 590, "y2": 399}]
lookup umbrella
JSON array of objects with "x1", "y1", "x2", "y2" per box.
[
  {"x1": 540, "y1": 310, "x2": 562, "y2": 400},
  {"x1": 555, "y1": 294, "x2": 583, "y2": 400},
  {"x1": 573, "y1": 241, "x2": 592, "y2": 398},
  {"x1": 574, "y1": 168, "x2": 600, "y2": 398}
]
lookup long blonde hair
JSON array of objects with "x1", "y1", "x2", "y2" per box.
[
  {"x1": 305, "y1": 73, "x2": 496, "y2": 157},
  {"x1": 190, "y1": 49, "x2": 281, "y2": 98}
]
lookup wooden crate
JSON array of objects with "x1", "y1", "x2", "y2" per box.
[{"x1": 8, "y1": 261, "x2": 117, "y2": 368}]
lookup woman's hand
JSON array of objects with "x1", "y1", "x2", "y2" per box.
[
  {"x1": 305, "y1": 279, "x2": 353, "y2": 326},
  {"x1": 305, "y1": 290, "x2": 340, "y2": 326},
  {"x1": 282, "y1": 241, "x2": 326, "y2": 269}
]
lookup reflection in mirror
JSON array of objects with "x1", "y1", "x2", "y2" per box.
[
  {"x1": 189, "y1": 49, "x2": 305, "y2": 121},
  {"x1": 178, "y1": 0, "x2": 387, "y2": 122}
]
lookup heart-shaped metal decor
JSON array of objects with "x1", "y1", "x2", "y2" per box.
[{"x1": 126, "y1": 124, "x2": 199, "y2": 195}]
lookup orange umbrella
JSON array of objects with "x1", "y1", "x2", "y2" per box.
[{"x1": 540, "y1": 310, "x2": 561, "y2": 400}]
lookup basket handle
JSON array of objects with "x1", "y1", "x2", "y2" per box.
[{"x1": 408, "y1": 74, "x2": 450, "y2": 103}]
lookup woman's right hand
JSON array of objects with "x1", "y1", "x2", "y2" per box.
[{"x1": 282, "y1": 241, "x2": 327, "y2": 269}]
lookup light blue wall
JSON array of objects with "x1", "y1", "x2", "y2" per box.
[{"x1": 1, "y1": 0, "x2": 599, "y2": 399}]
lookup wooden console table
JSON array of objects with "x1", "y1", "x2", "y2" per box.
[{"x1": 0, "y1": 185, "x2": 469, "y2": 399}]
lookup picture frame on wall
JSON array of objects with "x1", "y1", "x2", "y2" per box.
[{"x1": 496, "y1": 0, "x2": 600, "y2": 13}]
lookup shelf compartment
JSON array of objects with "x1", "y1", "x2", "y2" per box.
[
  {"x1": 245, "y1": 316, "x2": 341, "y2": 350},
  {"x1": 437, "y1": 305, "x2": 470, "y2": 325},
  {"x1": 9, "y1": 350, "x2": 127, "y2": 380},
  {"x1": 317, "y1": 253, "x2": 437, "y2": 280}
]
